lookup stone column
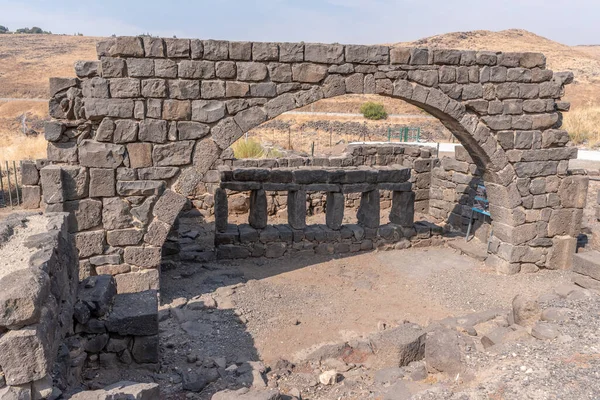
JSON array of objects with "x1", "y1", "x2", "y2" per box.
[
  {"x1": 326, "y1": 192, "x2": 344, "y2": 230},
  {"x1": 390, "y1": 191, "x2": 415, "y2": 228},
  {"x1": 287, "y1": 190, "x2": 306, "y2": 229},
  {"x1": 249, "y1": 189, "x2": 268, "y2": 229},
  {"x1": 357, "y1": 190, "x2": 380, "y2": 228},
  {"x1": 214, "y1": 187, "x2": 228, "y2": 233}
]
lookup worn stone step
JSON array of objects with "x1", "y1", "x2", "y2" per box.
[
  {"x1": 447, "y1": 238, "x2": 489, "y2": 262},
  {"x1": 572, "y1": 251, "x2": 600, "y2": 290},
  {"x1": 573, "y1": 251, "x2": 600, "y2": 280}
]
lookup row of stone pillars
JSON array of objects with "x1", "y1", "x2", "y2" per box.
[{"x1": 215, "y1": 188, "x2": 416, "y2": 233}]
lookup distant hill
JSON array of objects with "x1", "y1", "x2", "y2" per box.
[{"x1": 0, "y1": 34, "x2": 98, "y2": 98}]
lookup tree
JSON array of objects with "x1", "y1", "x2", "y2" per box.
[
  {"x1": 16, "y1": 27, "x2": 51, "y2": 34},
  {"x1": 0, "y1": 25, "x2": 8, "y2": 34}
]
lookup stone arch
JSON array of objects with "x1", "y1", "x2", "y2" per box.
[
  {"x1": 174, "y1": 80, "x2": 516, "y2": 232},
  {"x1": 36, "y1": 36, "x2": 585, "y2": 293},
  {"x1": 172, "y1": 79, "x2": 516, "y2": 261},
  {"x1": 182, "y1": 80, "x2": 510, "y2": 184}
]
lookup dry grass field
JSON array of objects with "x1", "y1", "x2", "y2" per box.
[
  {"x1": 0, "y1": 100, "x2": 48, "y2": 163},
  {"x1": 0, "y1": 34, "x2": 98, "y2": 98},
  {"x1": 0, "y1": 34, "x2": 98, "y2": 163},
  {"x1": 296, "y1": 93, "x2": 427, "y2": 114},
  {"x1": 0, "y1": 29, "x2": 599, "y2": 163}
]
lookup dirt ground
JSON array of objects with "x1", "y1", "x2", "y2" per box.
[
  {"x1": 81, "y1": 213, "x2": 572, "y2": 399},
  {"x1": 160, "y1": 245, "x2": 571, "y2": 366}
]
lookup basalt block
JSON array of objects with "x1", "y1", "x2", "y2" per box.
[{"x1": 105, "y1": 290, "x2": 158, "y2": 336}]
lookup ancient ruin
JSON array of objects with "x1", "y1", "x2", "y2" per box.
[
  {"x1": 23, "y1": 37, "x2": 586, "y2": 277},
  {"x1": 4, "y1": 36, "x2": 594, "y2": 398}
]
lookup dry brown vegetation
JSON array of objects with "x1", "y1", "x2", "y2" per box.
[
  {"x1": 0, "y1": 35, "x2": 98, "y2": 162},
  {"x1": 296, "y1": 93, "x2": 426, "y2": 114},
  {"x1": 0, "y1": 100, "x2": 48, "y2": 163},
  {"x1": 248, "y1": 111, "x2": 448, "y2": 155},
  {"x1": 0, "y1": 34, "x2": 98, "y2": 98},
  {"x1": 562, "y1": 105, "x2": 600, "y2": 147}
]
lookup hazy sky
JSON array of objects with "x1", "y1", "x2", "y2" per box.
[{"x1": 0, "y1": 0, "x2": 597, "y2": 46}]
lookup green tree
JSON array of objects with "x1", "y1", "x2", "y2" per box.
[
  {"x1": 360, "y1": 102, "x2": 388, "y2": 120},
  {"x1": 16, "y1": 27, "x2": 51, "y2": 34},
  {"x1": 0, "y1": 25, "x2": 8, "y2": 34}
]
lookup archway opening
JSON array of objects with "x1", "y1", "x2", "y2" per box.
[{"x1": 165, "y1": 91, "x2": 498, "y2": 269}]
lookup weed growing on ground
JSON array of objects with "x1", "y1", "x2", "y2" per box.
[
  {"x1": 232, "y1": 138, "x2": 264, "y2": 158},
  {"x1": 563, "y1": 104, "x2": 600, "y2": 147}
]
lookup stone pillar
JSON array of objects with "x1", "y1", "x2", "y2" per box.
[
  {"x1": 287, "y1": 190, "x2": 306, "y2": 229},
  {"x1": 326, "y1": 192, "x2": 344, "y2": 230},
  {"x1": 390, "y1": 191, "x2": 415, "y2": 228},
  {"x1": 249, "y1": 189, "x2": 268, "y2": 229},
  {"x1": 357, "y1": 190, "x2": 380, "y2": 228},
  {"x1": 214, "y1": 187, "x2": 228, "y2": 233}
]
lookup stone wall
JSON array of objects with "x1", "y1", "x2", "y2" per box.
[
  {"x1": 36, "y1": 35, "x2": 583, "y2": 291},
  {"x1": 216, "y1": 222, "x2": 445, "y2": 260},
  {"x1": 72, "y1": 277, "x2": 159, "y2": 372},
  {"x1": 0, "y1": 212, "x2": 79, "y2": 399},
  {"x1": 429, "y1": 146, "x2": 488, "y2": 236},
  {"x1": 571, "y1": 186, "x2": 600, "y2": 290},
  {"x1": 214, "y1": 165, "x2": 417, "y2": 258},
  {"x1": 20, "y1": 160, "x2": 49, "y2": 210},
  {"x1": 192, "y1": 143, "x2": 434, "y2": 218}
]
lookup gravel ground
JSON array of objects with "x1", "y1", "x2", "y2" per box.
[
  {"x1": 74, "y1": 196, "x2": 596, "y2": 399},
  {"x1": 0, "y1": 212, "x2": 45, "y2": 279},
  {"x1": 414, "y1": 290, "x2": 600, "y2": 399},
  {"x1": 423, "y1": 266, "x2": 571, "y2": 313}
]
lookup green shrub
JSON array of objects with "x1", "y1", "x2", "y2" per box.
[
  {"x1": 232, "y1": 139, "x2": 264, "y2": 159},
  {"x1": 360, "y1": 102, "x2": 388, "y2": 120},
  {"x1": 0, "y1": 26, "x2": 8, "y2": 34}
]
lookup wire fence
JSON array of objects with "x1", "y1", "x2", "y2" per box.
[{"x1": 0, "y1": 161, "x2": 22, "y2": 208}]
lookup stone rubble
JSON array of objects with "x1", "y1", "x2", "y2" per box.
[{"x1": 0, "y1": 213, "x2": 78, "y2": 398}]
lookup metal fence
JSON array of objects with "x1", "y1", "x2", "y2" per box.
[
  {"x1": 0, "y1": 161, "x2": 22, "y2": 208},
  {"x1": 387, "y1": 127, "x2": 421, "y2": 142}
]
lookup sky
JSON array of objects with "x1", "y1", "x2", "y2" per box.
[{"x1": 0, "y1": 0, "x2": 597, "y2": 46}]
